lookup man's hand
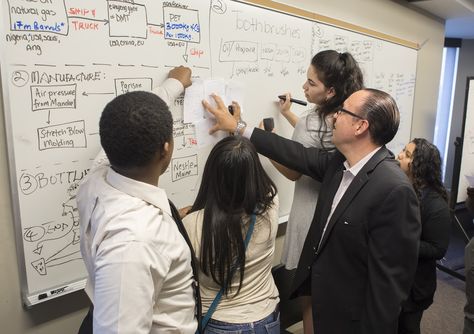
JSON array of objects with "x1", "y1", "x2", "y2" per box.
[
  {"x1": 202, "y1": 94, "x2": 240, "y2": 134},
  {"x1": 168, "y1": 66, "x2": 192, "y2": 88}
]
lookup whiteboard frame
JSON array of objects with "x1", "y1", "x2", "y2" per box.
[
  {"x1": 236, "y1": 0, "x2": 419, "y2": 49},
  {"x1": 0, "y1": 0, "x2": 418, "y2": 306},
  {"x1": 0, "y1": 53, "x2": 31, "y2": 306}
]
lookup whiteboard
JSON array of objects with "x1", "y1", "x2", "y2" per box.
[
  {"x1": 456, "y1": 77, "x2": 474, "y2": 204},
  {"x1": 0, "y1": 0, "x2": 417, "y2": 305}
]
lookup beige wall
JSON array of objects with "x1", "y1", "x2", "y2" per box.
[{"x1": 0, "y1": 0, "x2": 445, "y2": 332}]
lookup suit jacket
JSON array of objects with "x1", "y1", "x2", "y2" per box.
[{"x1": 251, "y1": 128, "x2": 420, "y2": 334}]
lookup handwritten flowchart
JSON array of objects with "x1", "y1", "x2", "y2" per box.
[{"x1": 1, "y1": 0, "x2": 417, "y2": 302}]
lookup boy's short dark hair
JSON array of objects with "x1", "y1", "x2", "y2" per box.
[{"x1": 99, "y1": 91, "x2": 173, "y2": 169}]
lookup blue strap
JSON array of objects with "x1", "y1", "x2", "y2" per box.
[{"x1": 199, "y1": 213, "x2": 256, "y2": 331}]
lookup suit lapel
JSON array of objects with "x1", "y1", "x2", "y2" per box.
[
  {"x1": 296, "y1": 154, "x2": 344, "y2": 270},
  {"x1": 316, "y1": 147, "x2": 392, "y2": 252},
  {"x1": 317, "y1": 172, "x2": 369, "y2": 251}
]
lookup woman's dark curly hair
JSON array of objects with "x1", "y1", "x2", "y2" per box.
[
  {"x1": 410, "y1": 138, "x2": 448, "y2": 202},
  {"x1": 312, "y1": 50, "x2": 364, "y2": 119},
  {"x1": 308, "y1": 50, "x2": 364, "y2": 149}
]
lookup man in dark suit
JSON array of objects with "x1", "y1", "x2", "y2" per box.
[{"x1": 203, "y1": 89, "x2": 421, "y2": 334}]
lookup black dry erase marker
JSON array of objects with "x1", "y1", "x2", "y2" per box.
[
  {"x1": 278, "y1": 95, "x2": 308, "y2": 106},
  {"x1": 263, "y1": 117, "x2": 274, "y2": 132},
  {"x1": 228, "y1": 105, "x2": 234, "y2": 115}
]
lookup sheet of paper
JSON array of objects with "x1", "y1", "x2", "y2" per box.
[
  {"x1": 185, "y1": 79, "x2": 243, "y2": 148},
  {"x1": 184, "y1": 80, "x2": 205, "y2": 123},
  {"x1": 194, "y1": 118, "x2": 227, "y2": 148},
  {"x1": 204, "y1": 79, "x2": 226, "y2": 118},
  {"x1": 225, "y1": 80, "x2": 245, "y2": 118},
  {"x1": 225, "y1": 80, "x2": 244, "y2": 106}
]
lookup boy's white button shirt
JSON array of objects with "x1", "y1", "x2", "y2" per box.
[{"x1": 78, "y1": 79, "x2": 196, "y2": 333}]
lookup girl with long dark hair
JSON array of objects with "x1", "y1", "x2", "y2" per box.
[{"x1": 182, "y1": 136, "x2": 279, "y2": 333}]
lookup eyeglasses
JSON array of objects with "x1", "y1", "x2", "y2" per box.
[{"x1": 337, "y1": 108, "x2": 365, "y2": 120}]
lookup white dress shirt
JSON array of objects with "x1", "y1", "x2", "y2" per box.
[
  {"x1": 78, "y1": 79, "x2": 197, "y2": 333},
  {"x1": 318, "y1": 147, "x2": 382, "y2": 249}
]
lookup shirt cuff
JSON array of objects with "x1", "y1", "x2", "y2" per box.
[{"x1": 152, "y1": 78, "x2": 184, "y2": 106}]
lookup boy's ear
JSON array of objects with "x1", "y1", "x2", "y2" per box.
[{"x1": 162, "y1": 141, "x2": 172, "y2": 157}]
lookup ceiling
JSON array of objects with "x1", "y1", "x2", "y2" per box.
[{"x1": 405, "y1": 0, "x2": 474, "y2": 39}]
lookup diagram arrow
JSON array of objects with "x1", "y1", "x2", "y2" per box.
[
  {"x1": 182, "y1": 42, "x2": 189, "y2": 62},
  {"x1": 82, "y1": 91, "x2": 114, "y2": 96},
  {"x1": 33, "y1": 245, "x2": 43, "y2": 255},
  {"x1": 68, "y1": 16, "x2": 109, "y2": 25},
  {"x1": 148, "y1": 22, "x2": 164, "y2": 28},
  {"x1": 47, "y1": 110, "x2": 51, "y2": 124}
]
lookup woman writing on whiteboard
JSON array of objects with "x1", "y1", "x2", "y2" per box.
[
  {"x1": 274, "y1": 50, "x2": 364, "y2": 333},
  {"x1": 396, "y1": 138, "x2": 451, "y2": 334},
  {"x1": 182, "y1": 136, "x2": 280, "y2": 333}
]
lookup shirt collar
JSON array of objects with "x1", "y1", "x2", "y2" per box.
[
  {"x1": 105, "y1": 167, "x2": 171, "y2": 216},
  {"x1": 343, "y1": 146, "x2": 382, "y2": 176}
]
